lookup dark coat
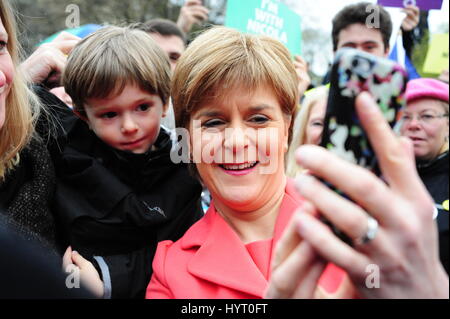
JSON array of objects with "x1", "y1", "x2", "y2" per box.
[
  {"x1": 0, "y1": 215, "x2": 92, "y2": 299},
  {"x1": 417, "y1": 151, "x2": 449, "y2": 274},
  {"x1": 0, "y1": 137, "x2": 57, "y2": 253},
  {"x1": 34, "y1": 86, "x2": 203, "y2": 298}
]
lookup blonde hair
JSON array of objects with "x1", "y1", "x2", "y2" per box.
[
  {"x1": 0, "y1": 0, "x2": 40, "y2": 180},
  {"x1": 286, "y1": 86, "x2": 329, "y2": 178},
  {"x1": 172, "y1": 26, "x2": 299, "y2": 141},
  {"x1": 63, "y1": 26, "x2": 171, "y2": 114}
]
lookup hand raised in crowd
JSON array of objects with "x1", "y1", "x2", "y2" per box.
[
  {"x1": 49, "y1": 86, "x2": 73, "y2": 107},
  {"x1": 20, "y1": 31, "x2": 80, "y2": 88},
  {"x1": 267, "y1": 92, "x2": 449, "y2": 299},
  {"x1": 401, "y1": 5, "x2": 420, "y2": 32},
  {"x1": 63, "y1": 246, "x2": 104, "y2": 298},
  {"x1": 177, "y1": 0, "x2": 209, "y2": 34},
  {"x1": 294, "y1": 55, "x2": 311, "y2": 100}
]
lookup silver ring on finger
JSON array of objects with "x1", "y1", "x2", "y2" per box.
[{"x1": 354, "y1": 215, "x2": 379, "y2": 246}]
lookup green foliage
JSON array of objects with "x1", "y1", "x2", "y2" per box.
[{"x1": 412, "y1": 29, "x2": 433, "y2": 78}]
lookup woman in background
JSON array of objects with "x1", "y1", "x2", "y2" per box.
[
  {"x1": 286, "y1": 86, "x2": 328, "y2": 178},
  {"x1": 400, "y1": 78, "x2": 449, "y2": 274}
]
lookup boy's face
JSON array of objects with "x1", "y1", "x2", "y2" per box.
[
  {"x1": 336, "y1": 23, "x2": 388, "y2": 58},
  {"x1": 82, "y1": 84, "x2": 167, "y2": 154}
]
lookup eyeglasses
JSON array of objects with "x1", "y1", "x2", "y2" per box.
[{"x1": 400, "y1": 113, "x2": 449, "y2": 125}]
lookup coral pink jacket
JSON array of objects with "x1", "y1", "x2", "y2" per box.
[{"x1": 146, "y1": 179, "x2": 348, "y2": 299}]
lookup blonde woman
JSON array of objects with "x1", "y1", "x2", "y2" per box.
[
  {"x1": 0, "y1": 0, "x2": 76, "y2": 249},
  {"x1": 0, "y1": 0, "x2": 56, "y2": 247},
  {"x1": 0, "y1": 0, "x2": 38, "y2": 179},
  {"x1": 286, "y1": 86, "x2": 329, "y2": 178}
]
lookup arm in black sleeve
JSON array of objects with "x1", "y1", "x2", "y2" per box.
[{"x1": 92, "y1": 245, "x2": 157, "y2": 299}]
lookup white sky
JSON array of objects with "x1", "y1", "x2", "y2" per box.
[
  {"x1": 289, "y1": 0, "x2": 449, "y2": 33},
  {"x1": 205, "y1": 0, "x2": 449, "y2": 75}
]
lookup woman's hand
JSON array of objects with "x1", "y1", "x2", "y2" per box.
[
  {"x1": 265, "y1": 201, "x2": 357, "y2": 299},
  {"x1": 63, "y1": 246, "x2": 104, "y2": 298},
  {"x1": 20, "y1": 32, "x2": 80, "y2": 88},
  {"x1": 265, "y1": 201, "x2": 327, "y2": 299},
  {"x1": 293, "y1": 92, "x2": 449, "y2": 299}
]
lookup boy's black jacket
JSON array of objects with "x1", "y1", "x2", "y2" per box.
[{"x1": 35, "y1": 86, "x2": 203, "y2": 298}]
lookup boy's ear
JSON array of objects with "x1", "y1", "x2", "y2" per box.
[{"x1": 162, "y1": 102, "x2": 169, "y2": 118}]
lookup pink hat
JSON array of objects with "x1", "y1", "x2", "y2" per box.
[{"x1": 405, "y1": 78, "x2": 449, "y2": 104}]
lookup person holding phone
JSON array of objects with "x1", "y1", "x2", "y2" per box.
[
  {"x1": 146, "y1": 26, "x2": 355, "y2": 299},
  {"x1": 146, "y1": 26, "x2": 448, "y2": 299}
]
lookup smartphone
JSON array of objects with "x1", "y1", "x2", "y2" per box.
[{"x1": 318, "y1": 48, "x2": 408, "y2": 244}]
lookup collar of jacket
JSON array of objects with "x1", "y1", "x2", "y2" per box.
[
  {"x1": 417, "y1": 151, "x2": 449, "y2": 173},
  {"x1": 179, "y1": 179, "x2": 303, "y2": 297},
  {"x1": 65, "y1": 122, "x2": 176, "y2": 189},
  {"x1": 54, "y1": 124, "x2": 182, "y2": 221}
]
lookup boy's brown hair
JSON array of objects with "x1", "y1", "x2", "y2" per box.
[{"x1": 63, "y1": 26, "x2": 171, "y2": 115}]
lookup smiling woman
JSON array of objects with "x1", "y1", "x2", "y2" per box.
[
  {"x1": 146, "y1": 26, "x2": 449, "y2": 300},
  {"x1": 0, "y1": 0, "x2": 57, "y2": 249},
  {"x1": 0, "y1": 0, "x2": 38, "y2": 178},
  {"x1": 146, "y1": 26, "x2": 354, "y2": 299},
  {"x1": 190, "y1": 84, "x2": 290, "y2": 214}
]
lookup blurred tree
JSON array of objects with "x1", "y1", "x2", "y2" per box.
[
  {"x1": 282, "y1": 0, "x2": 333, "y2": 83},
  {"x1": 12, "y1": 0, "x2": 226, "y2": 55},
  {"x1": 412, "y1": 29, "x2": 431, "y2": 77}
]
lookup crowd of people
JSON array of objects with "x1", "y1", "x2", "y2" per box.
[{"x1": 0, "y1": 0, "x2": 448, "y2": 299}]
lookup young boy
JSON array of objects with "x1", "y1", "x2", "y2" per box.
[{"x1": 41, "y1": 26, "x2": 203, "y2": 298}]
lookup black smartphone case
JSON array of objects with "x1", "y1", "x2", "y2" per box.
[
  {"x1": 318, "y1": 48, "x2": 408, "y2": 245},
  {"x1": 321, "y1": 48, "x2": 408, "y2": 175}
]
